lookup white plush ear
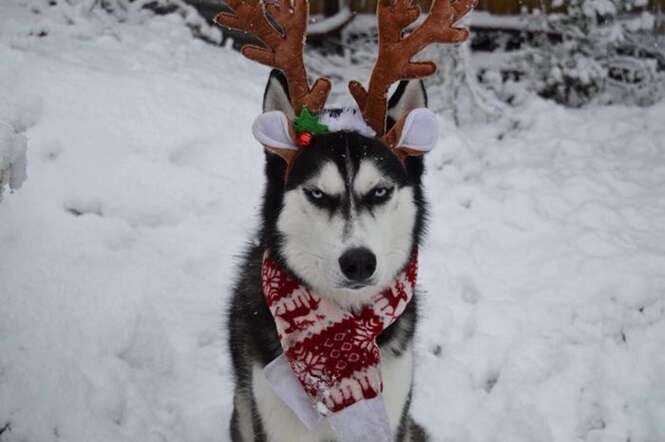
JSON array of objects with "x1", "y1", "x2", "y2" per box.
[
  {"x1": 252, "y1": 111, "x2": 297, "y2": 151},
  {"x1": 395, "y1": 108, "x2": 439, "y2": 153}
]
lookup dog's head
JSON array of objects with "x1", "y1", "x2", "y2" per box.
[
  {"x1": 215, "y1": 0, "x2": 475, "y2": 306},
  {"x1": 257, "y1": 71, "x2": 434, "y2": 307}
]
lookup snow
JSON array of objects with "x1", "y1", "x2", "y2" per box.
[
  {"x1": 345, "y1": 11, "x2": 547, "y2": 36},
  {"x1": 1, "y1": 1, "x2": 664, "y2": 442},
  {"x1": 308, "y1": 7, "x2": 354, "y2": 35},
  {"x1": 467, "y1": 11, "x2": 546, "y2": 31},
  {"x1": 415, "y1": 101, "x2": 665, "y2": 441}
]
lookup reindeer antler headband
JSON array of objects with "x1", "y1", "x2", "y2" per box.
[
  {"x1": 215, "y1": 0, "x2": 331, "y2": 114},
  {"x1": 215, "y1": 0, "x2": 476, "y2": 162},
  {"x1": 350, "y1": 0, "x2": 475, "y2": 135}
]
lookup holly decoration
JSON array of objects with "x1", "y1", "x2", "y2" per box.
[
  {"x1": 293, "y1": 107, "x2": 328, "y2": 147},
  {"x1": 296, "y1": 132, "x2": 313, "y2": 147}
]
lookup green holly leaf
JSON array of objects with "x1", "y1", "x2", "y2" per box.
[{"x1": 293, "y1": 107, "x2": 329, "y2": 135}]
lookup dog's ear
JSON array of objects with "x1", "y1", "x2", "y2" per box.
[
  {"x1": 252, "y1": 111, "x2": 299, "y2": 165},
  {"x1": 256, "y1": 70, "x2": 300, "y2": 164},
  {"x1": 263, "y1": 69, "x2": 296, "y2": 120},
  {"x1": 386, "y1": 80, "x2": 428, "y2": 132}
]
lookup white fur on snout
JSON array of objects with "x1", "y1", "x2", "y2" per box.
[
  {"x1": 278, "y1": 162, "x2": 347, "y2": 303},
  {"x1": 278, "y1": 159, "x2": 417, "y2": 309},
  {"x1": 345, "y1": 162, "x2": 416, "y2": 307}
]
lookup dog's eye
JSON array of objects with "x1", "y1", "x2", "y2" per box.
[
  {"x1": 368, "y1": 186, "x2": 394, "y2": 204},
  {"x1": 373, "y1": 187, "x2": 388, "y2": 198},
  {"x1": 304, "y1": 188, "x2": 324, "y2": 200},
  {"x1": 304, "y1": 188, "x2": 338, "y2": 209}
]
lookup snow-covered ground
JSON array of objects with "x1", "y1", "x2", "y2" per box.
[{"x1": 1, "y1": 1, "x2": 665, "y2": 441}]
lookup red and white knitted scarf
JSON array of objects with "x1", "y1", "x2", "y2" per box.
[{"x1": 261, "y1": 250, "x2": 417, "y2": 414}]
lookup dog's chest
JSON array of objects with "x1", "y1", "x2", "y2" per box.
[{"x1": 251, "y1": 345, "x2": 414, "y2": 442}]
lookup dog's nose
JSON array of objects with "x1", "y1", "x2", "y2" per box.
[{"x1": 339, "y1": 247, "x2": 376, "y2": 282}]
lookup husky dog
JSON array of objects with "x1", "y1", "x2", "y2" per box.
[
  {"x1": 226, "y1": 70, "x2": 431, "y2": 442},
  {"x1": 216, "y1": 0, "x2": 475, "y2": 436}
]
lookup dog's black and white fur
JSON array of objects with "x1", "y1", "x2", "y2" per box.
[{"x1": 226, "y1": 70, "x2": 431, "y2": 442}]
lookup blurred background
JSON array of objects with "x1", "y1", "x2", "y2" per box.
[{"x1": 154, "y1": 0, "x2": 665, "y2": 122}]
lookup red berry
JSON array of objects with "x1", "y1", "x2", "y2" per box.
[{"x1": 297, "y1": 131, "x2": 312, "y2": 147}]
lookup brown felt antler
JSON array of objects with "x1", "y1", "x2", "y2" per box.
[
  {"x1": 215, "y1": 0, "x2": 331, "y2": 114},
  {"x1": 349, "y1": 0, "x2": 477, "y2": 136}
]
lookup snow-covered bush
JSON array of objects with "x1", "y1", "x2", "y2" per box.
[
  {"x1": 137, "y1": 0, "x2": 223, "y2": 44},
  {"x1": 515, "y1": 40, "x2": 607, "y2": 107},
  {"x1": 516, "y1": 0, "x2": 663, "y2": 107},
  {"x1": 425, "y1": 42, "x2": 506, "y2": 124},
  {"x1": 605, "y1": 55, "x2": 665, "y2": 106},
  {"x1": 0, "y1": 122, "x2": 27, "y2": 202},
  {"x1": 312, "y1": 15, "x2": 505, "y2": 124},
  {"x1": 23, "y1": 0, "x2": 221, "y2": 44}
]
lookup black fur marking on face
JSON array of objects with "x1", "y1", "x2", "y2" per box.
[
  {"x1": 283, "y1": 132, "x2": 411, "y2": 225},
  {"x1": 359, "y1": 185, "x2": 395, "y2": 208},
  {"x1": 355, "y1": 184, "x2": 396, "y2": 219},
  {"x1": 287, "y1": 132, "x2": 409, "y2": 189},
  {"x1": 302, "y1": 187, "x2": 341, "y2": 214}
]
